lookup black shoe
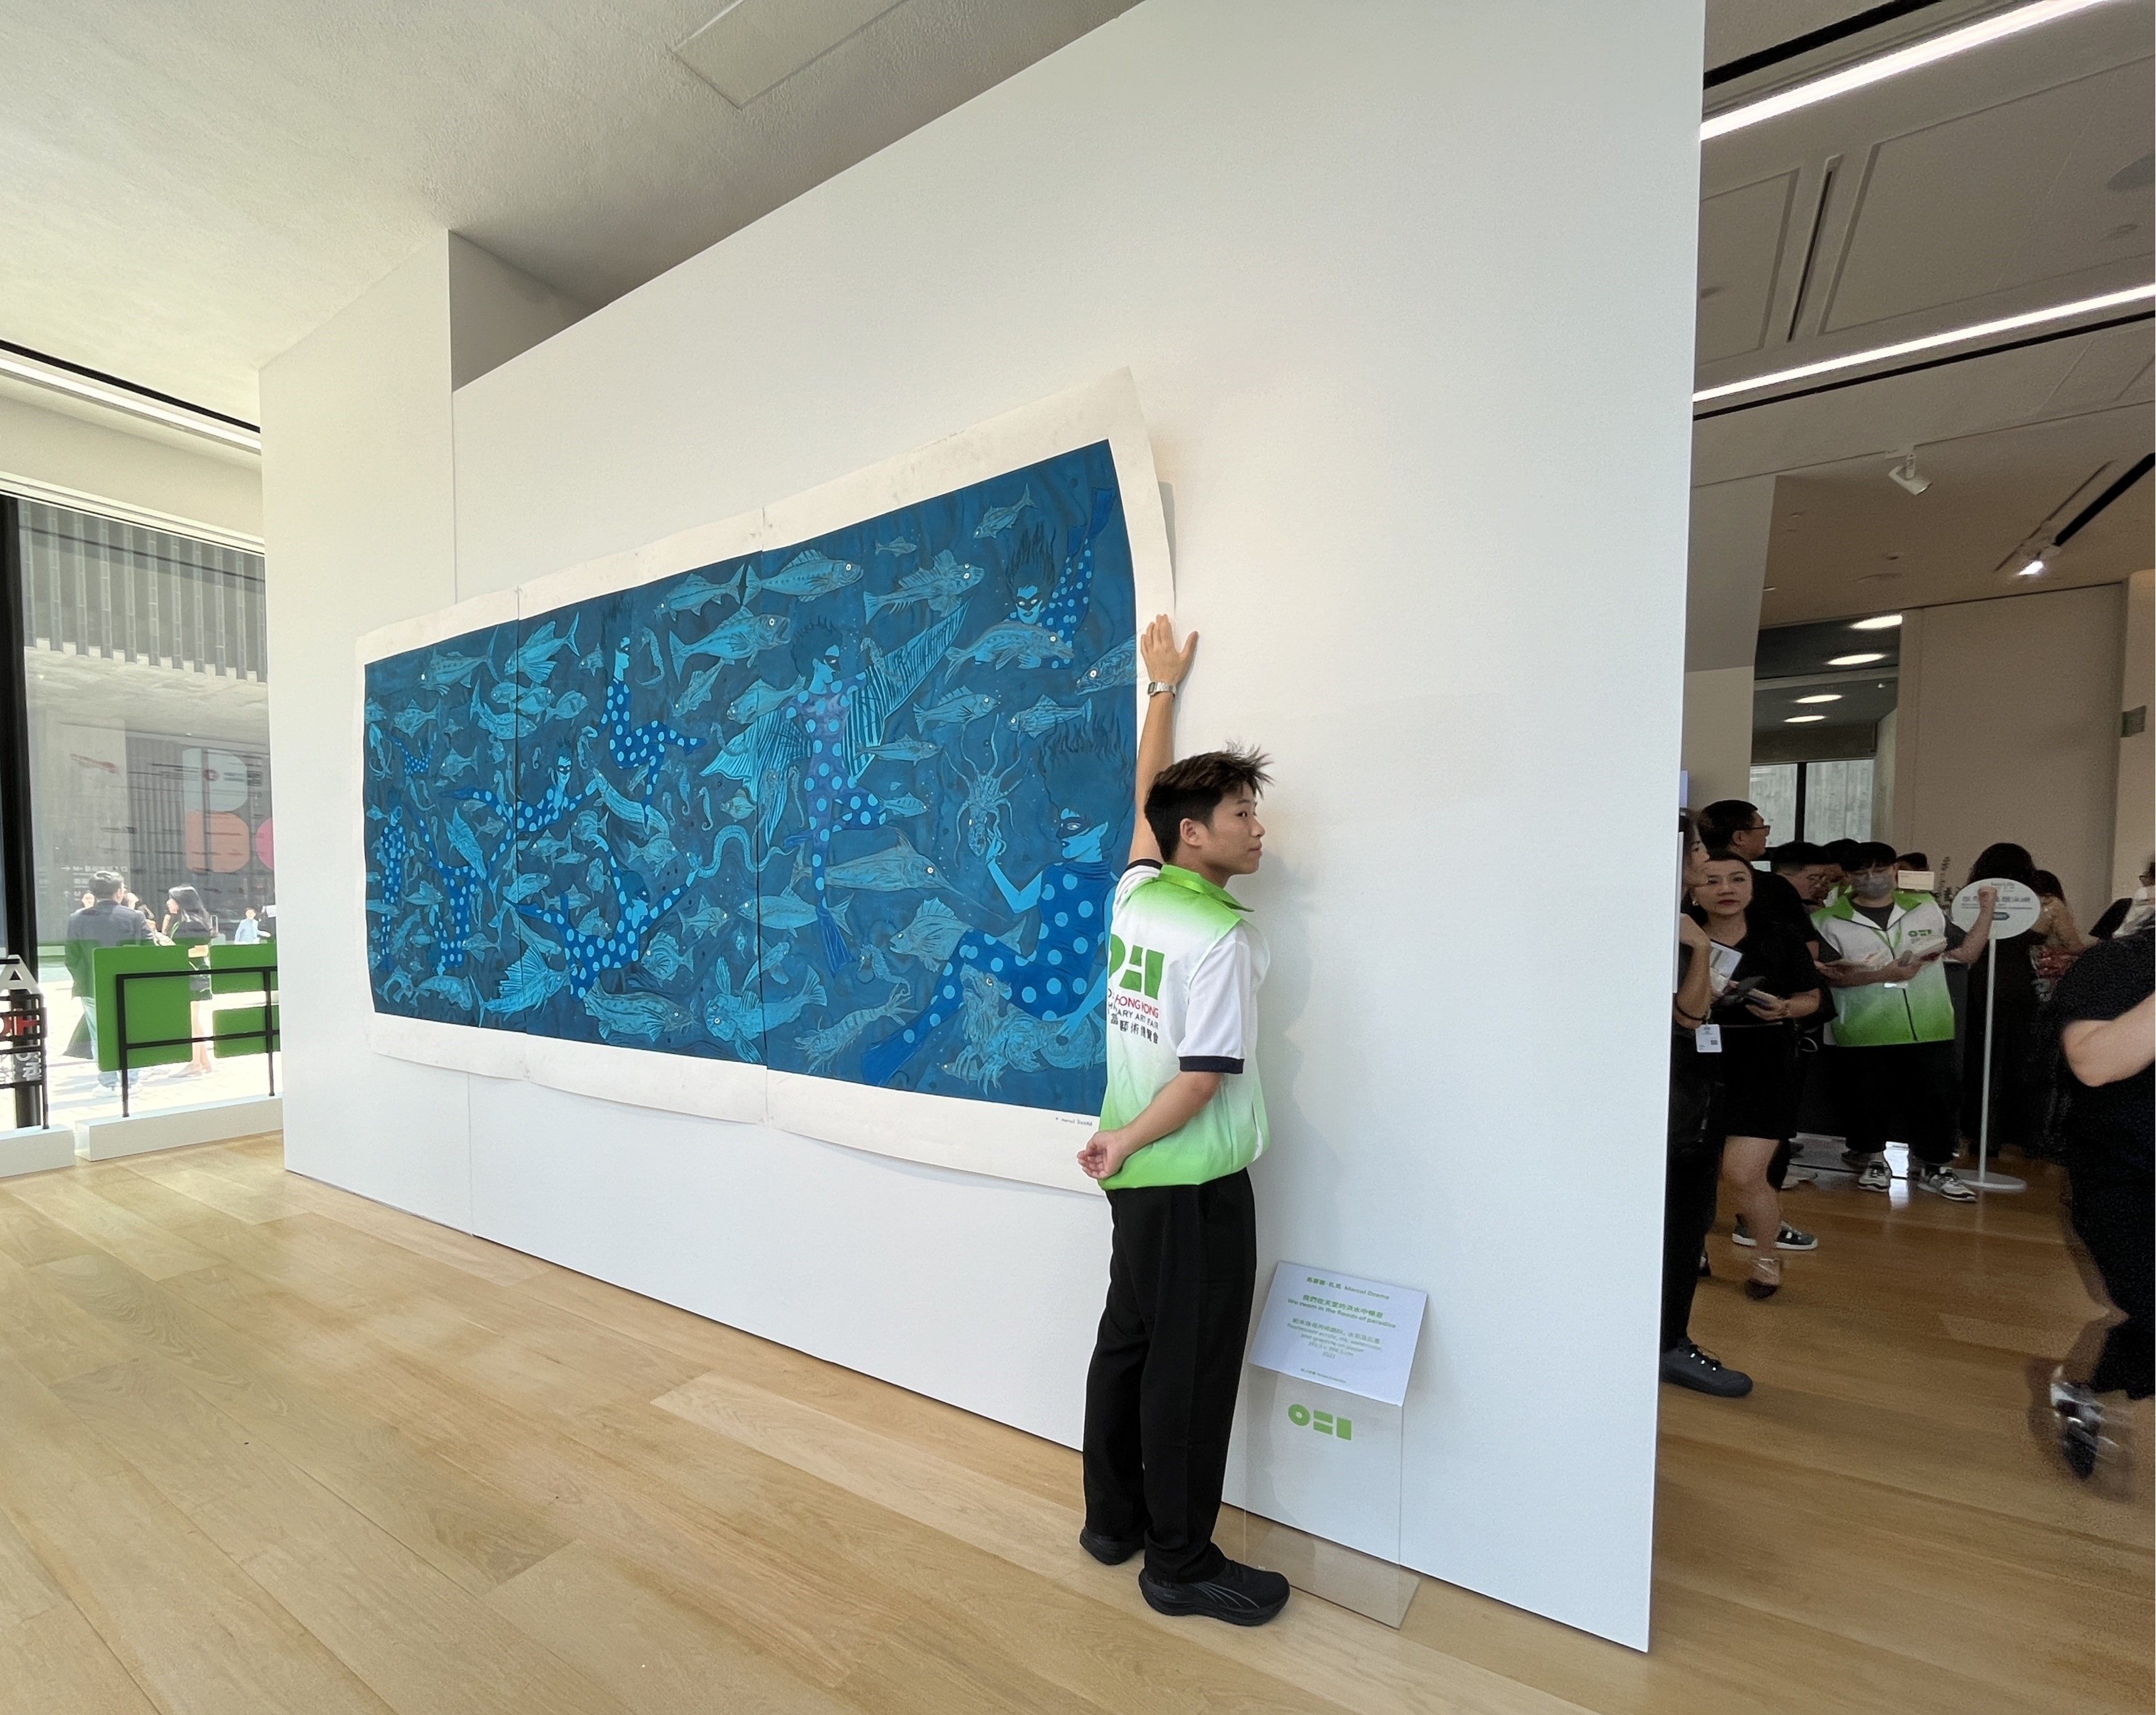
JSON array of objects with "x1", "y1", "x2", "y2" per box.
[
  {"x1": 1137, "y1": 1559, "x2": 1290, "y2": 1626},
  {"x1": 2049, "y1": 1371, "x2": 2105, "y2": 1481},
  {"x1": 1660, "y1": 1341, "x2": 1753, "y2": 1397},
  {"x1": 1078, "y1": 1525, "x2": 1143, "y2": 1566}
]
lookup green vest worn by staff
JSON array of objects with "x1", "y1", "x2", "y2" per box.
[
  {"x1": 1099, "y1": 862, "x2": 1270, "y2": 1190},
  {"x1": 1813, "y1": 890, "x2": 1955, "y2": 1046}
]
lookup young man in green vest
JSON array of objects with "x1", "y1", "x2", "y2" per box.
[
  {"x1": 1075, "y1": 614, "x2": 1287, "y2": 1627},
  {"x1": 1813, "y1": 843, "x2": 1994, "y2": 1199}
]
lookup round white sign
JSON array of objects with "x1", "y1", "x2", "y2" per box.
[{"x1": 1950, "y1": 878, "x2": 2042, "y2": 939}]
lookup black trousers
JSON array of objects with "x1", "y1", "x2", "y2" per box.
[
  {"x1": 1827, "y1": 1041, "x2": 1959, "y2": 1166},
  {"x1": 1665, "y1": 1042, "x2": 1726, "y2": 1352},
  {"x1": 1082, "y1": 1169, "x2": 1256, "y2": 1582},
  {"x1": 2068, "y1": 1164, "x2": 2154, "y2": 1400}
]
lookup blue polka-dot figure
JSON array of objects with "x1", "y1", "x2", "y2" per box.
[
  {"x1": 861, "y1": 811, "x2": 1114, "y2": 1087},
  {"x1": 997, "y1": 488, "x2": 1118, "y2": 667},
  {"x1": 606, "y1": 640, "x2": 701, "y2": 777},
  {"x1": 520, "y1": 853, "x2": 691, "y2": 999},
  {"x1": 453, "y1": 754, "x2": 595, "y2": 835}
]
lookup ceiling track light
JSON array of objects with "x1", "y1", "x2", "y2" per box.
[
  {"x1": 0, "y1": 347, "x2": 260, "y2": 452},
  {"x1": 1702, "y1": 0, "x2": 2125, "y2": 142},
  {"x1": 1693, "y1": 284, "x2": 2156, "y2": 405}
]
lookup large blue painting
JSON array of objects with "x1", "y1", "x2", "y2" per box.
[{"x1": 363, "y1": 440, "x2": 1138, "y2": 1120}]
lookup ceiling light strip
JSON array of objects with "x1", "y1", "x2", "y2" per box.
[
  {"x1": 1693, "y1": 285, "x2": 2156, "y2": 405},
  {"x1": 0, "y1": 350, "x2": 261, "y2": 452},
  {"x1": 1702, "y1": 0, "x2": 2123, "y2": 140}
]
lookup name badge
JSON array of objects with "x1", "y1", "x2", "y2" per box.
[{"x1": 1694, "y1": 1024, "x2": 1723, "y2": 1054}]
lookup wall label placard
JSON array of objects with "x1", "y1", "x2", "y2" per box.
[{"x1": 1248, "y1": 1263, "x2": 1427, "y2": 1408}]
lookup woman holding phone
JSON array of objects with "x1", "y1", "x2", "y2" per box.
[{"x1": 1690, "y1": 852, "x2": 1825, "y2": 1298}]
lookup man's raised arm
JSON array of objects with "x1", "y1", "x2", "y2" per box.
[{"x1": 1128, "y1": 613, "x2": 1197, "y2": 867}]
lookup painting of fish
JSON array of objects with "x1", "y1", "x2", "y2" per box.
[
  {"x1": 364, "y1": 437, "x2": 1137, "y2": 1121},
  {"x1": 745, "y1": 548, "x2": 862, "y2": 602},
  {"x1": 670, "y1": 608, "x2": 792, "y2": 675},
  {"x1": 973, "y1": 486, "x2": 1035, "y2": 538}
]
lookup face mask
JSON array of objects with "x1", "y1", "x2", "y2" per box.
[{"x1": 1852, "y1": 872, "x2": 1895, "y2": 900}]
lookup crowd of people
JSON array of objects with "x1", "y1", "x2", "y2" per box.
[
  {"x1": 1663, "y1": 803, "x2": 2153, "y2": 1483},
  {"x1": 60, "y1": 870, "x2": 275, "y2": 1083}
]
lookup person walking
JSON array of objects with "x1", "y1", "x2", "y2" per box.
[
  {"x1": 1663, "y1": 814, "x2": 1752, "y2": 1397},
  {"x1": 164, "y1": 884, "x2": 217, "y2": 1075},
  {"x1": 2044, "y1": 925, "x2": 2153, "y2": 1479},
  {"x1": 62, "y1": 873, "x2": 151, "y2": 1088},
  {"x1": 1813, "y1": 843, "x2": 1994, "y2": 1199},
  {"x1": 1689, "y1": 853, "x2": 1824, "y2": 1298},
  {"x1": 1077, "y1": 615, "x2": 1289, "y2": 1627}
]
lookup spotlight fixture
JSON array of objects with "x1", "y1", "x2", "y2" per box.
[
  {"x1": 2017, "y1": 550, "x2": 2048, "y2": 577},
  {"x1": 1786, "y1": 714, "x2": 1826, "y2": 724},
  {"x1": 1850, "y1": 614, "x2": 1904, "y2": 630},
  {"x1": 1888, "y1": 454, "x2": 1931, "y2": 496},
  {"x1": 1828, "y1": 652, "x2": 1886, "y2": 667},
  {"x1": 1796, "y1": 694, "x2": 1843, "y2": 704}
]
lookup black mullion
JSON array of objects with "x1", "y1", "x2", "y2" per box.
[
  {"x1": 1794, "y1": 761, "x2": 1812, "y2": 842},
  {"x1": 0, "y1": 498, "x2": 41, "y2": 1126}
]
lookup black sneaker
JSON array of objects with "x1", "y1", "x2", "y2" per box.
[
  {"x1": 1078, "y1": 1525, "x2": 1143, "y2": 1566},
  {"x1": 2049, "y1": 1371, "x2": 2105, "y2": 1481},
  {"x1": 1660, "y1": 1341, "x2": 1753, "y2": 1397},
  {"x1": 1137, "y1": 1559, "x2": 1290, "y2": 1626},
  {"x1": 1734, "y1": 1217, "x2": 1819, "y2": 1252}
]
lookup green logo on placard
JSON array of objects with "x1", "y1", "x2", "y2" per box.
[
  {"x1": 1287, "y1": 1402, "x2": 1352, "y2": 1441},
  {"x1": 1106, "y1": 936, "x2": 1164, "y2": 998}
]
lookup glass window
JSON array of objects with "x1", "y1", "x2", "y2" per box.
[
  {"x1": 17, "y1": 499, "x2": 276, "y2": 1122},
  {"x1": 1803, "y1": 758, "x2": 1873, "y2": 845},
  {"x1": 1748, "y1": 764, "x2": 1798, "y2": 841}
]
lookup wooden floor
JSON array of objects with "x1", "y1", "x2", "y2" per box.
[{"x1": 0, "y1": 1137, "x2": 2147, "y2": 1714}]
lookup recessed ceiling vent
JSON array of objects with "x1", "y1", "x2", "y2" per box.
[{"x1": 673, "y1": 0, "x2": 906, "y2": 108}]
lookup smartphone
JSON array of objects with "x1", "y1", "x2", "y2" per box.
[{"x1": 1714, "y1": 973, "x2": 1769, "y2": 1007}]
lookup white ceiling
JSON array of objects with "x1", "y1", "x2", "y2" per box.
[
  {"x1": 1693, "y1": 0, "x2": 2155, "y2": 627},
  {"x1": 0, "y1": 0, "x2": 1135, "y2": 421}
]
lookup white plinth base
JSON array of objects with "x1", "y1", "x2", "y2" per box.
[
  {"x1": 77, "y1": 1096, "x2": 283, "y2": 1161},
  {"x1": 1965, "y1": 1169, "x2": 2028, "y2": 1193},
  {"x1": 0, "y1": 1125, "x2": 78, "y2": 1179}
]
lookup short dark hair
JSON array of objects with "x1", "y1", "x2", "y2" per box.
[
  {"x1": 1823, "y1": 838, "x2": 1864, "y2": 866},
  {"x1": 2033, "y1": 869, "x2": 2065, "y2": 902},
  {"x1": 1850, "y1": 841, "x2": 1899, "y2": 870},
  {"x1": 1700, "y1": 847, "x2": 1756, "y2": 870},
  {"x1": 1146, "y1": 746, "x2": 1272, "y2": 861},
  {"x1": 1769, "y1": 840, "x2": 1825, "y2": 872},
  {"x1": 1969, "y1": 842, "x2": 2038, "y2": 889},
  {"x1": 89, "y1": 871, "x2": 123, "y2": 901},
  {"x1": 1698, "y1": 800, "x2": 1761, "y2": 847},
  {"x1": 1897, "y1": 852, "x2": 1929, "y2": 869}
]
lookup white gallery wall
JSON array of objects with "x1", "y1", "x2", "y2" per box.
[
  {"x1": 1893, "y1": 584, "x2": 2127, "y2": 917},
  {"x1": 264, "y1": 0, "x2": 1705, "y2": 1648}
]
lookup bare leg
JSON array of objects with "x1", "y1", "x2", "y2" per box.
[{"x1": 1722, "y1": 1135, "x2": 1784, "y2": 1292}]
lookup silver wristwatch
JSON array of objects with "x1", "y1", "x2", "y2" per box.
[{"x1": 1145, "y1": 680, "x2": 1178, "y2": 698}]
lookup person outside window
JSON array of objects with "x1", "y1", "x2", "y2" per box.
[
  {"x1": 1813, "y1": 843, "x2": 1993, "y2": 1199},
  {"x1": 164, "y1": 885, "x2": 217, "y2": 1075},
  {"x1": 62, "y1": 873, "x2": 151, "y2": 1089},
  {"x1": 1076, "y1": 616, "x2": 1289, "y2": 1627},
  {"x1": 2044, "y1": 925, "x2": 2153, "y2": 1478},
  {"x1": 1689, "y1": 852, "x2": 1825, "y2": 1297},
  {"x1": 232, "y1": 906, "x2": 262, "y2": 945}
]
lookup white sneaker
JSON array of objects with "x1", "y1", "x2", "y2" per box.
[
  {"x1": 1854, "y1": 1157, "x2": 1892, "y2": 1193},
  {"x1": 1913, "y1": 1164, "x2": 1977, "y2": 1202}
]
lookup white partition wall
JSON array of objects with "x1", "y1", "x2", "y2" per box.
[{"x1": 264, "y1": 0, "x2": 1704, "y2": 1648}]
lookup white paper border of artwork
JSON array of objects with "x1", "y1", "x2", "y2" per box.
[{"x1": 355, "y1": 370, "x2": 1171, "y2": 1191}]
